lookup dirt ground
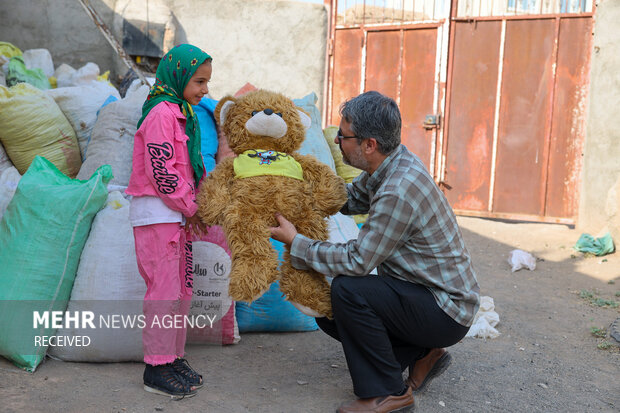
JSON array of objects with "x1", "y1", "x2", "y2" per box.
[{"x1": 1, "y1": 216, "x2": 618, "y2": 413}]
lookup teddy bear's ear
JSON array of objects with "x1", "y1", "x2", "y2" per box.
[
  {"x1": 297, "y1": 109, "x2": 311, "y2": 130},
  {"x1": 215, "y1": 96, "x2": 236, "y2": 125}
]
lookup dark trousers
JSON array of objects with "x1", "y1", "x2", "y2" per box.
[{"x1": 317, "y1": 275, "x2": 469, "y2": 398}]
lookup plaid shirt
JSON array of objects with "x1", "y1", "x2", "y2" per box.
[{"x1": 291, "y1": 145, "x2": 480, "y2": 327}]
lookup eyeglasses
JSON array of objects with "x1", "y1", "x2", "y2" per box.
[{"x1": 336, "y1": 129, "x2": 362, "y2": 144}]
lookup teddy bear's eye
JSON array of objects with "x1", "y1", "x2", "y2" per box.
[
  {"x1": 252, "y1": 111, "x2": 258, "y2": 116},
  {"x1": 276, "y1": 112, "x2": 282, "y2": 117}
]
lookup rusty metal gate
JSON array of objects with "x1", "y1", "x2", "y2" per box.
[
  {"x1": 324, "y1": 0, "x2": 452, "y2": 174},
  {"x1": 324, "y1": 0, "x2": 594, "y2": 224}
]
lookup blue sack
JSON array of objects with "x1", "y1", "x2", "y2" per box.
[
  {"x1": 235, "y1": 239, "x2": 318, "y2": 332},
  {"x1": 194, "y1": 97, "x2": 219, "y2": 175}
]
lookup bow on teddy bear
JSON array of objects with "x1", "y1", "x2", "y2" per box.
[{"x1": 196, "y1": 89, "x2": 347, "y2": 319}]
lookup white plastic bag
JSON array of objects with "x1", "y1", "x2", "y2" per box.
[
  {"x1": 466, "y1": 296, "x2": 500, "y2": 339},
  {"x1": 508, "y1": 249, "x2": 537, "y2": 272},
  {"x1": 22, "y1": 49, "x2": 54, "y2": 78}
]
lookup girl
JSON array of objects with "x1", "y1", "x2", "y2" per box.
[{"x1": 126, "y1": 44, "x2": 211, "y2": 398}]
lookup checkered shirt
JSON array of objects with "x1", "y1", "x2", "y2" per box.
[{"x1": 291, "y1": 144, "x2": 480, "y2": 326}]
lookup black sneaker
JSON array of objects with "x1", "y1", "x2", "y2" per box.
[
  {"x1": 143, "y1": 363, "x2": 197, "y2": 399},
  {"x1": 172, "y1": 358, "x2": 204, "y2": 389}
]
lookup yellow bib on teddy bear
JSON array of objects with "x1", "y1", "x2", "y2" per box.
[{"x1": 234, "y1": 149, "x2": 303, "y2": 181}]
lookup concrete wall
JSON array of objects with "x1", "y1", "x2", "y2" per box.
[
  {"x1": 156, "y1": 0, "x2": 327, "y2": 101},
  {"x1": 0, "y1": 0, "x2": 117, "y2": 77},
  {"x1": 0, "y1": 0, "x2": 328, "y2": 104},
  {"x1": 578, "y1": 0, "x2": 620, "y2": 239}
]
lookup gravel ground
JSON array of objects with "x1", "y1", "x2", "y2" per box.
[{"x1": 1, "y1": 216, "x2": 618, "y2": 413}]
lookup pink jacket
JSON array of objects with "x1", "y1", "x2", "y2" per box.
[{"x1": 126, "y1": 101, "x2": 200, "y2": 217}]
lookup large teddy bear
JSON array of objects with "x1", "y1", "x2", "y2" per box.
[{"x1": 196, "y1": 90, "x2": 347, "y2": 318}]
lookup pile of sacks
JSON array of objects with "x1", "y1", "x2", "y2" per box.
[{"x1": 0, "y1": 43, "x2": 365, "y2": 372}]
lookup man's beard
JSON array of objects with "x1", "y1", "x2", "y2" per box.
[{"x1": 340, "y1": 142, "x2": 368, "y2": 171}]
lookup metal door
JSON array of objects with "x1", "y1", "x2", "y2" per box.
[
  {"x1": 441, "y1": 0, "x2": 594, "y2": 224},
  {"x1": 324, "y1": 0, "x2": 594, "y2": 224},
  {"x1": 324, "y1": 0, "x2": 451, "y2": 173}
]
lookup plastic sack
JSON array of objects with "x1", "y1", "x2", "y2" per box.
[
  {"x1": 54, "y1": 62, "x2": 100, "y2": 88},
  {"x1": 22, "y1": 48, "x2": 54, "y2": 78},
  {"x1": 507, "y1": 249, "x2": 537, "y2": 272},
  {"x1": 76, "y1": 79, "x2": 149, "y2": 186},
  {"x1": 294, "y1": 92, "x2": 337, "y2": 171},
  {"x1": 0, "y1": 83, "x2": 81, "y2": 177},
  {"x1": 0, "y1": 157, "x2": 112, "y2": 371},
  {"x1": 194, "y1": 97, "x2": 219, "y2": 175},
  {"x1": 0, "y1": 167, "x2": 20, "y2": 221},
  {"x1": 465, "y1": 296, "x2": 500, "y2": 339},
  {"x1": 47, "y1": 80, "x2": 121, "y2": 159},
  {"x1": 6, "y1": 56, "x2": 50, "y2": 89},
  {"x1": 0, "y1": 42, "x2": 22, "y2": 59},
  {"x1": 49, "y1": 191, "x2": 145, "y2": 362},
  {"x1": 574, "y1": 232, "x2": 615, "y2": 256},
  {"x1": 236, "y1": 278, "x2": 318, "y2": 332},
  {"x1": 187, "y1": 226, "x2": 240, "y2": 345},
  {"x1": 0, "y1": 143, "x2": 13, "y2": 174}
]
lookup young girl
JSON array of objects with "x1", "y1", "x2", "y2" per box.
[{"x1": 126, "y1": 44, "x2": 211, "y2": 398}]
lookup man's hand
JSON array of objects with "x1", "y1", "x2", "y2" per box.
[
  {"x1": 185, "y1": 213, "x2": 207, "y2": 238},
  {"x1": 269, "y1": 213, "x2": 298, "y2": 246}
]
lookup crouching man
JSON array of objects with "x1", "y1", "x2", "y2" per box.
[{"x1": 270, "y1": 91, "x2": 480, "y2": 413}]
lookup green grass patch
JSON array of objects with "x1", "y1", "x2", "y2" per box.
[
  {"x1": 590, "y1": 326, "x2": 607, "y2": 338},
  {"x1": 579, "y1": 289, "x2": 619, "y2": 308}
]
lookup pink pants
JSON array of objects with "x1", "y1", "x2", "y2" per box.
[{"x1": 133, "y1": 223, "x2": 194, "y2": 366}]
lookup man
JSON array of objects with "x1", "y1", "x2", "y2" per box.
[{"x1": 270, "y1": 91, "x2": 480, "y2": 413}]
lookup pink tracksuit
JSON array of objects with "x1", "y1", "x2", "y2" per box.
[{"x1": 126, "y1": 101, "x2": 200, "y2": 366}]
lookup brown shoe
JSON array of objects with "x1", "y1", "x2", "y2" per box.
[
  {"x1": 406, "y1": 348, "x2": 452, "y2": 393},
  {"x1": 336, "y1": 386, "x2": 414, "y2": 413}
]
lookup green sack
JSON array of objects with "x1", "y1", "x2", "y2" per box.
[
  {"x1": 574, "y1": 232, "x2": 615, "y2": 256},
  {"x1": 6, "y1": 56, "x2": 51, "y2": 90},
  {"x1": 0, "y1": 156, "x2": 112, "y2": 371}
]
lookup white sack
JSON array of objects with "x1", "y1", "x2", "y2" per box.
[
  {"x1": 49, "y1": 191, "x2": 146, "y2": 362},
  {"x1": 55, "y1": 62, "x2": 100, "y2": 87},
  {"x1": 0, "y1": 143, "x2": 13, "y2": 174},
  {"x1": 47, "y1": 81, "x2": 121, "y2": 159},
  {"x1": 76, "y1": 80, "x2": 149, "y2": 186},
  {"x1": 188, "y1": 236, "x2": 240, "y2": 345},
  {"x1": 0, "y1": 166, "x2": 21, "y2": 220}
]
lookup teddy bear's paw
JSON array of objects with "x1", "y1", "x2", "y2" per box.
[{"x1": 289, "y1": 301, "x2": 323, "y2": 318}]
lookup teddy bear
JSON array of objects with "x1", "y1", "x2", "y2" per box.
[{"x1": 196, "y1": 89, "x2": 347, "y2": 319}]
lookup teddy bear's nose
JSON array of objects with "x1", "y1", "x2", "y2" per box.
[{"x1": 263, "y1": 108, "x2": 274, "y2": 115}]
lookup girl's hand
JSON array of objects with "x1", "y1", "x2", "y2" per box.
[{"x1": 186, "y1": 213, "x2": 207, "y2": 238}]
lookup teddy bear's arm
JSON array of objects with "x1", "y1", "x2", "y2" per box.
[
  {"x1": 196, "y1": 157, "x2": 235, "y2": 226},
  {"x1": 295, "y1": 153, "x2": 348, "y2": 216}
]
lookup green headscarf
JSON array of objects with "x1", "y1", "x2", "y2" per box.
[{"x1": 137, "y1": 44, "x2": 212, "y2": 186}]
